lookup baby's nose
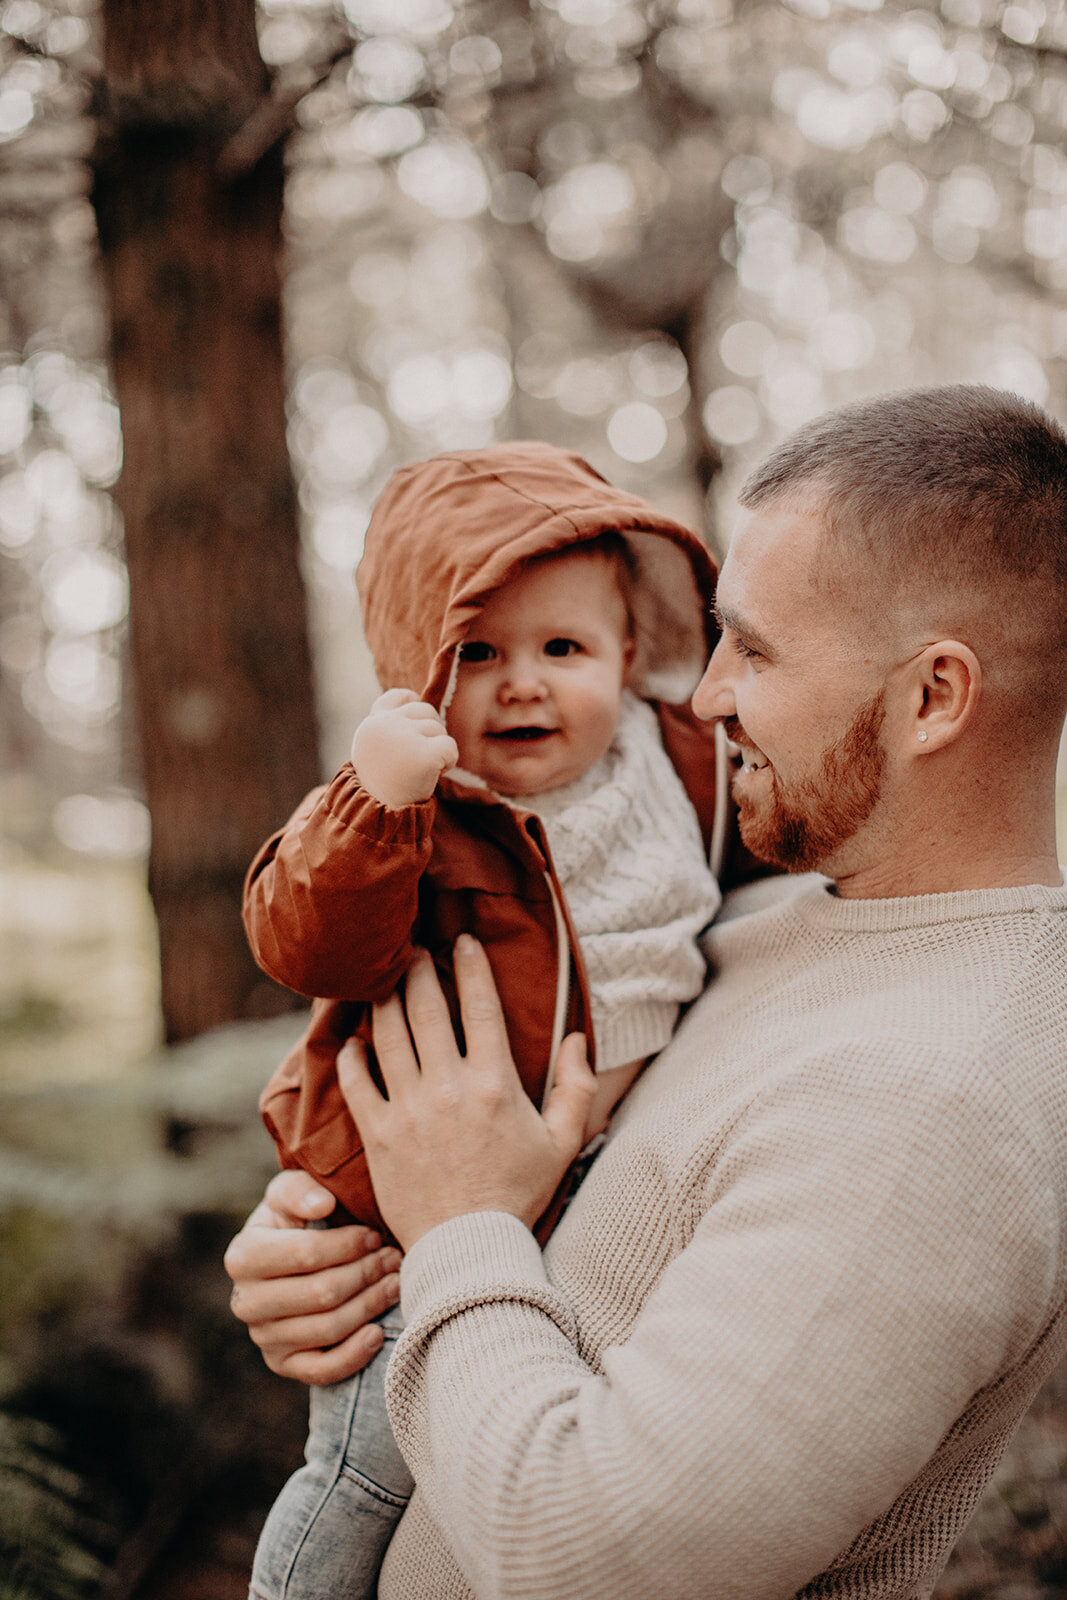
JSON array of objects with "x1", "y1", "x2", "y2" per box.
[{"x1": 500, "y1": 663, "x2": 547, "y2": 700}]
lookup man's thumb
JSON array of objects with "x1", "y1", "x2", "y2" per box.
[{"x1": 542, "y1": 1033, "x2": 596, "y2": 1151}]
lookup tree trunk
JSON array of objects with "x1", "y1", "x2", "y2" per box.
[{"x1": 92, "y1": 0, "x2": 320, "y2": 1042}]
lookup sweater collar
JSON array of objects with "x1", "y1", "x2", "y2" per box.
[{"x1": 785, "y1": 872, "x2": 1067, "y2": 933}]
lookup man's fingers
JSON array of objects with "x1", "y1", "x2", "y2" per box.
[
  {"x1": 231, "y1": 1239, "x2": 401, "y2": 1324},
  {"x1": 336, "y1": 1032, "x2": 395, "y2": 1128},
  {"x1": 401, "y1": 950, "x2": 464, "y2": 1080},
  {"x1": 225, "y1": 1214, "x2": 378, "y2": 1289},
  {"x1": 453, "y1": 934, "x2": 514, "y2": 1070},
  {"x1": 363, "y1": 994, "x2": 422, "y2": 1101},
  {"x1": 252, "y1": 1265, "x2": 401, "y2": 1362},
  {"x1": 255, "y1": 1168, "x2": 337, "y2": 1228},
  {"x1": 272, "y1": 1316, "x2": 389, "y2": 1387},
  {"x1": 225, "y1": 1170, "x2": 336, "y2": 1246},
  {"x1": 542, "y1": 1032, "x2": 596, "y2": 1155}
]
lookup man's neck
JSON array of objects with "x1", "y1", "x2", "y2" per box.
[
  {"x1": 831, "y1": 849, "x2": 1063, "y2": 900},
  {"x1": 824, "y1": 766, "x2": 1062, "y2": 899}
]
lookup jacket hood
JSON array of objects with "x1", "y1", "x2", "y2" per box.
[{"x1": 356, "y1": 442, "x2": 718, "y2": 710}]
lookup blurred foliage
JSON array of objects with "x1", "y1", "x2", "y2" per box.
[
  {"x1": 0, "y1": 1012, "x2": 311, "y2": 1597},
  {"x1": 0, "y1": 1412, "x2": 117, "y2": 1600},
  {"x1": 1, "y1": 0, "x2": 1067, "y2": 800}
]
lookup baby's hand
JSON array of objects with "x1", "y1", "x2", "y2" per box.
[{"x1": 352, "y1": 689, "x2": 459, "y2": 809}]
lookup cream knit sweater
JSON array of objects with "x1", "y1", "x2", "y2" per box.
[
  {"x1": 380, "y1": 873, "x2": 1067, "y2": 1600},
  {"x1": 517, "y1": 692, "x2": 721, "y2": 1071}
]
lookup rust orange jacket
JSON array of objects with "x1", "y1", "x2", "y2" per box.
[{"x1": 243, "y1": 443, "x2": 744, "y2": 1238}]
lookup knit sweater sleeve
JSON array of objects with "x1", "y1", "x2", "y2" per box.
[
  {"x1": 383, "y1": 1045, "x2": 1057, "y2": 1600},
  {"x1": 243, "y1": 764, "x2": 434, "y2": 1001}
]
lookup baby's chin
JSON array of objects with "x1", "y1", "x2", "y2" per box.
[
  {"x1": 481, "y1": 761, "x2": 588, "y2": 798},
  {"x1": 461, "y1": 731, "x2": 615, "y2": 798}
]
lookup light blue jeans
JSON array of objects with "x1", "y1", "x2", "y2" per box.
[{"x1": 249, "y1": 1305, "x2": 413, "y2": 1600}]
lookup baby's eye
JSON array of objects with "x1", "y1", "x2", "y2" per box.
[
  {"x1": 459, "y1": 640, "x2": 495, "y2": 663},
  {"x1": 544, "y1": 638, "x2": 581, "y2": 658}
]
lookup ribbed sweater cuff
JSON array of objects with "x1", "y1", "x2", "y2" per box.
[
  {"x1": 596, "y1": 1001, "x2": 679, "y2": 1072},
  {"x1": 399, "y1": 1211, "x2": 550, "y2": 1325}
]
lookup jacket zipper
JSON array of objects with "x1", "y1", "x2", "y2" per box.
[
  {"x1": 541, "y1": 869, "x2": 571, "y2": 1108},
  {"x1": 513, "y1": 809, "x2": 579, "y2": 1109}
]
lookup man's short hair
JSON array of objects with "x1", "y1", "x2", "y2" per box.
[{"x1": 738, "y1": 386, "x2": 1067, "y2": 610}]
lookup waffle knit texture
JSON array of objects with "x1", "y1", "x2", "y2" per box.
[
  {"x1": 379, "y1": 873, "x2": 1067, "y2": 1600},
  {"x1": 515, "y1": 691, "x2": 721, "y2": 1071}
]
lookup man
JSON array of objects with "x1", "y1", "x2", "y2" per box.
[{"x1": 226, "y1": 386, "x2": 1067, "y2": 1599}]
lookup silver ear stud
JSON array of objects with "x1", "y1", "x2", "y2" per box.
[{"x1": 917, "y1": 731, "x2": 928, "y2": 742}]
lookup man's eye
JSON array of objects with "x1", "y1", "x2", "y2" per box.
[
  {"x1": 545, "y1": 638, "x2": 580, "y2": 657},
  {"x1": 459, "y1": 640, "x2": 495, "y2": 663},
  {"x1": 732, "y1": 637, "x2": 762, "y2": 662}
]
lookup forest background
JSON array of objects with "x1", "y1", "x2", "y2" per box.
[{"x1": 2, "y1": 0, "x2": 1067, "y2": 1595}]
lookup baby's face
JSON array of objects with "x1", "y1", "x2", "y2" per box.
[{"x1": 447, "y1": 550, "x2": 634, "y2": 797}]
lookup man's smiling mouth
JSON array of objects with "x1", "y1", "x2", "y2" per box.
[{"x1": 723, "y1": 718, "x2": 769, "y2": 774}]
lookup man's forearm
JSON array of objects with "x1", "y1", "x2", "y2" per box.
[
  {"x1": 382, "y1": 1063, "x2": 1054, "y2": 1600},
  {"x1": 383, "y1": 1213, "x2": 859, "y2": 1600}
]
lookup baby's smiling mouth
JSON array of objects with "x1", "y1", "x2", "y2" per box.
[{"x1": 487, "y1": 726, "x2": 559, "y2": 742}]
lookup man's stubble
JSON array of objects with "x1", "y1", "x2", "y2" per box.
[{"x1": 727, "y1": 692, "x2": 887, "y2": 874}]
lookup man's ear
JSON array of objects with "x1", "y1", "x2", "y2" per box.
[{"x1": 910, "y1": 640, "x2": 982, "y2": 752}]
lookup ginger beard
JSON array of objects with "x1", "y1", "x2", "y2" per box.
[{"x1": 725, "y1": 691, "x2": 887, "y2": 873}]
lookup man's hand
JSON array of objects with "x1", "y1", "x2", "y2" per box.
[
  {"x1": 223, "y1": 1170, "x2": 403, "y2": 1385},
  {"x1": 337, "y1": 936, "x2": 596, "y2": 1250},
  {"x1": 352, "y1": 688, "x2": 459, "y2": 809}
]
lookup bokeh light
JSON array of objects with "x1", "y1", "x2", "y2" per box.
[
  {"x1": 607, "y1": 402, "x2": 668, "y2": 463},
  {"x1": 703, "y1": 387, "x2": 762, "y2": 446},
  {"x1": 397, "y1": 139, "x2": 489, "y2": 218},
  {"x1": 43, "y1": 550, "x2": 128, "y2": 636},
  {"x1": 52, "y1": 793, "x2": 151, "y2": 858}
]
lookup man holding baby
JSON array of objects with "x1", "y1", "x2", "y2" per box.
[{"x1": 227, "y1": 385, "x2": 1067, "y2": 1600}]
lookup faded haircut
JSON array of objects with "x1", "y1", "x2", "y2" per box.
[{"x1": 739, "y1": 386, "x2": 1067, "y2": 609}]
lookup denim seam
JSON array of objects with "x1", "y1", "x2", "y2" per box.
[
  {"x1": 338, "y1": 1463, "x2": 412, "y2": 1509},
  {"x1": 277, "y1": 1371, "x2": 364, "y2": 1594}
]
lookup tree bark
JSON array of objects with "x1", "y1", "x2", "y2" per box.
[{"x1": 92, "y1": 0, "x2": 320, "y2": 1042}]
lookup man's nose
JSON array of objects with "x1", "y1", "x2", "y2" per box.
[{"x1": 691, "y1": 638, "x2": 736, "y2": 722}]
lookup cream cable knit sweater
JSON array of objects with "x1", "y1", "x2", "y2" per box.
[
  {"x1": 380, "y1": 873, "x2": 1067, "y2": 1600},
  {"x1": 516, "y1": 692, "x2": 721, "y2": 1071}
]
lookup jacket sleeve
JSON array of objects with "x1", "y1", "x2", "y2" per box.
[
  {"x1": 243, "y1": 764, "x2": 435, "y2": 1002},
  {"x1": 381, "y1": 1050, "x2": 1057, "y2": 1600}
]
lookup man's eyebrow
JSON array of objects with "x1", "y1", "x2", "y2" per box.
[{"x1": 711, "y1": 600, "x2": 773, "y2": 655}]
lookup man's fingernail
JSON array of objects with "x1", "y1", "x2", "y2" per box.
[{"x1": 456, "y1": 933, "x2": 478, "y2": 955}]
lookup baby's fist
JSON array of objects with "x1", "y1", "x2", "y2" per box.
[{"x1": 352, "y1": 689, "x2": 459, "y2": 809}]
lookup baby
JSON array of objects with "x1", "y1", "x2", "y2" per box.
[{"x1": 243, "y1": 442, "x2": 725, "y2": 1600}]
